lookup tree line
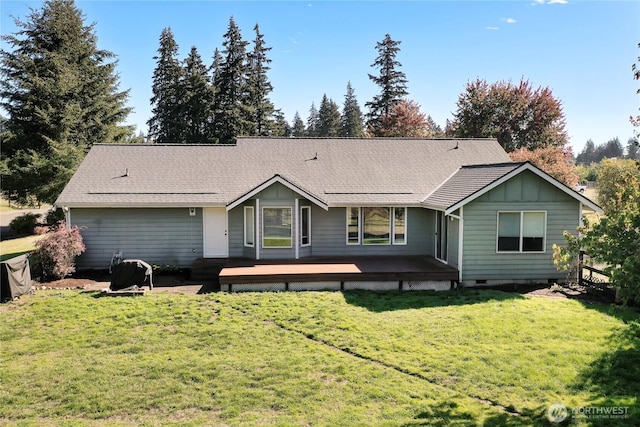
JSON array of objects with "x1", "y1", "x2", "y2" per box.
[{"x1": 1, "y1": 0, "x2": 637, "y2": 206}]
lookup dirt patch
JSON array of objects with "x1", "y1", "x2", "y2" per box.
[
  {"x1": 480, "y1": 282, "x2": 618, "y2": 305},
  {"x1": 32, "y1": 270, "x2": 218, "y2": 295}
]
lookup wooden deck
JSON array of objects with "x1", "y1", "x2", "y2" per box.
[{"x1": 217, "y1": 256, "x2": 459, "y2": 290}]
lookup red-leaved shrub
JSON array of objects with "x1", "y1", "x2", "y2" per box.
[
  {"x1": 35, "y1": 222, "x2": 86, "y2": 280},
  {"x1": 33, "y1": 225, "x2": 50, "y2": 235}
]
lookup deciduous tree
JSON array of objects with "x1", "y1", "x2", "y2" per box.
[
  {"x1": 0, "y1": 0, "x2": 131, "y2": 205},
  {"x1": 377, "y1": 99, "x2": 429, "y2": 138},
  {"x1": 509, "y1": 146, "x2": 578, "y2": 188},
  {"x1": 450, "y1": 78, "x2": 568, "y2": 152}
]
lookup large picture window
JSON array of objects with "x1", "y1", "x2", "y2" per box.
[
  {"x1": 363, "y1": 207, "x2": 391, "y2": 245},
  {"x1": 263, "y1": 207, "x2": 292, "y2": 248},
  {"x1": 497, "y1": 211, "x2": 546, "y2": 252},
  {"x1": 244, "y1": 206, "x2": 254, "y2": 247}
]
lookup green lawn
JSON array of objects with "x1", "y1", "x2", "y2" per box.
[
  {"x1": 1, "y1": 290, "x2": 638, "y2": 426},
  {"x1": 0, "y1": 234, "x2": 43, "y2": 261}
]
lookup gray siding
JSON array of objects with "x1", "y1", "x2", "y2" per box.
[
  {"x1": 462, "y1": 171, "x2": 579, "y2": 282},
  {"x1": 310, "y1": 207, "x2": 433, "y2": 257},
  {"x1": 71, "y1": 208, "x2": 203, "y2": 269}
]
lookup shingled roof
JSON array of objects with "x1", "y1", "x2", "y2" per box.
[
  {"x1": 55, "y1": 137, "x2": 514, "y2": 208},
  {"x1": 422, "y1": 163, "x2": 524, "y2": 211}
]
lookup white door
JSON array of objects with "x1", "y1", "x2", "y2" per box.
[{"x1": 203, "y1": 208, "x2": 229, "y2": 257}]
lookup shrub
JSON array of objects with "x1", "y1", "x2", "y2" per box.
[
  {"x1": 9, "y1": 212, "x2": 41, "y2": 235},
  {"x1": 33, "y1": 225, "x2": 50, "y2": 235},
  {"x1": 35, "y1": 221, "x2": 86, "y2": 280},
  {"x1": 45, "y1": 208, "x2": 66, "y2": 225}
]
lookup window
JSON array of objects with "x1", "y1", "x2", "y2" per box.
[
  {"x1": 347, "y1": 207, "x2": 360, "y2": 244},
  {"x1": 300, "y1": 206, "x2": 311, "y2": 246},
  {"x1": 497, "y1": 211, "x2": 546, "y2": 252},
  {"x1": 263, "y1": 207, "x2": 292, "y2": 248},
  {"x1": 244, "y1": 206, "x2": 254, "y2": 247},
  {"x1": 393, "y1": 207, "x2": 406, "y2": 245},
  {"x1": 363, "y1": 207, "x2": 391, "y2": 245}
]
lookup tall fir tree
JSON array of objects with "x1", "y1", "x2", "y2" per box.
[
  {"x1": 306, "y1": 102, "x2": 320, "y2": 137},
  {"x1": 213, "y1": 17, "x2": 250, "y2": 144},
  {"x1": 292, "y1": 112, "x2": 306, "y2": 137},
  {"x1": 340, "y1": 82, "x2": 365, "y2": 137},
  {"x1": 271, "y1": 110, "x2": 291, "y2": 137},
  {"x1": 148, "y1": 27, "x2": 184, "y2": 143},
  {"x1": 317, "y1": 94, "x2": 341, "y2": 137},
  {"x1": 365, "y1": 34, "x2": 408, "y2": 136},
  {"x1": 210, "y1": 47, "x2": 224, "y2": 142},
  {"x1": 181, "y1": 46, "x2": 215, "y2": 143},
  {"x1": 0, "y1": 0, "x2": 131, "y2": 205},
  {"x1": 246, "y1": 24, "x2": 276, "y2": 136}
]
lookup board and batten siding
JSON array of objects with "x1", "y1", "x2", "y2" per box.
[
  {"x1": 71, "y1": 208, "x2": 203, "y2": 269},
  {"x1": 461, "y1": 171, "x2": 579, "y2": 283},
  {"x1": 310, "y1": 207, "x2": 434, "y2": 257}
]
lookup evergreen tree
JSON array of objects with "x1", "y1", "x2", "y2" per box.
[
  {"x1": 0, "y1": 0, "x2": 131, "y2": 205},
  {"x1": 181, "y1": 46, "x2": 214, "y2": 142},
  {"x1": 627, "y1": 137, "x2": 639, "y2": 159},
  {"x1": 340, "y1": 82, "x2": 365, "y2": 137},
  {"x1": 291, "y1": 112, "x2": 306, "y2": 137},
  {"x1": 210, "y1": 48, "x2": 224, "y2": 142},
  {"x1": 271, "y1": 110, "x2": 291, "y2": 137},
  {"x1": 576, "y1": 139, "x2": 596, "y2": 164},
  {"x1": 148, "y1": 27, "x2": 184, "y2": 143},
  {"x1": 213, "y1": 17, "x2": 250, "y2": 144},
  {"x1": 317, "y1": 94, "x2": 341, "y2": 137},
  {"x1": 306, "y1": 102, "x2": 320, "y2": 137},
  {"x1": 425, "y1": 115, "x2": 445, "y2": 138},
  {"x1": 246, "y1": 24, "x2": 276, "y2": 136},
  {"x1": 365, "y1": 34, "x2": 408, "y2": 136}
]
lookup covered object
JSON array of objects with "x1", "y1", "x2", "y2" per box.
[
  {"x1": 110, "y1": 259, "x2": 153, "y2": 291},
  {"x1": 1, "y1": 254, "x2": 33, "y2": 302}
]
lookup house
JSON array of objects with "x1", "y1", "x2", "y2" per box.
[{"x1": 55, "y1": 138, "x2": 601, "y2": 290}]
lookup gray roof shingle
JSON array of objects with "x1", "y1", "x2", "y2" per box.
[
  {"x1": 422, "y1": 163, "x2": 524, "y2": 210},
  {"x1": 55, "y1": 138, "x2": 513, "y2": 208}
]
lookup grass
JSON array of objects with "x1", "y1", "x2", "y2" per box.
[
  {"x1": 0, "y1": 234, "x2": 44, "y2": 261},
  {"x1": 0, "y1": 290, "x2": 638, "y2": 426}
]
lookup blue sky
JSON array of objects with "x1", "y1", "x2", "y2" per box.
[{"x1": 1, "y1": 0, "x2": 639, "y2": 153}]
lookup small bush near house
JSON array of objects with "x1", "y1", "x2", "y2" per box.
[
  {"x1": 8, "y1": 212, "x2": 41, "y2": 235},
  {"x1": 45, "y1": 207, "x2": 66, "y2": 225},
  {"x1": 33, "y1": 226, "x2": 50, "y2": 235},
  {"x1": 35, "y1": 222, "x2": 85, "y2": 280}
]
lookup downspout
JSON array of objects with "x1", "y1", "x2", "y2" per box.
[{"x1": 64, "y1": 207, "x2": 71, "y2": 227}]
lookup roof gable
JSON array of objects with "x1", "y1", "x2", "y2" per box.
[{"x1": 424, "y1": 162, "x2": 602, "y2": 214}]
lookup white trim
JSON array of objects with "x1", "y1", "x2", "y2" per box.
[
  {"x1": 294, "y1": 199, "x2": 299, "y2": 259},
  {"x1": 435, "y1": 210, "x2": 448, "y2": 263},
  {"x1": 444, "y1": 163, "x2": 602, "y2": 215},
  {"x1": 458, "y1": 206, "x2": 464, "y2": 283},
  {"x1": 243, "y1": 206, "x2": 255, "y2": 247},
  {"x1": 392, "y1": 207, "x2": 407, "y2": 245},
  {"x1": 226, "y1": 174, "x2": 328, "y2": 211},
  {"x1": 300, "y1": 205, "x2": 311, "y2": 247},
  {"x1": 262, "y1": 206, "x2": 293, "y2": 249},
  {"x1": 346, "y1": 207, "x2": 361, "y2": 245},
  {"x1": 65, "y1": 207, "x2": 71, "y2": 227},
  {"x1": 496, "y1": 210, "x2": 547, "y2": 253},
  {"x1": 255, "y1": 199, "x2": 260, "y2": 260}
]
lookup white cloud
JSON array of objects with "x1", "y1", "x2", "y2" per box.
[
  {"x1": 485, "y1": 26, "x2": 499, "y2": 31},
  {"x1": 532, "y1": 0, "x2": 568, "y2": 5},
  {"x1": 504, "y1": 17, "x2": 517, "y2": 24}
]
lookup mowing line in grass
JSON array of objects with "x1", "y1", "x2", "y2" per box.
[{"x1": 226, "y1": 299, "x2": 526, "y2": 420}]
